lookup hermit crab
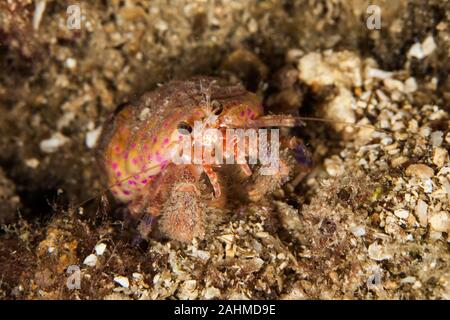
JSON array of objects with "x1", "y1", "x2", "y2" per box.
[{"x1": 97, "y1": 77, "x2": 313, "y2": 243}]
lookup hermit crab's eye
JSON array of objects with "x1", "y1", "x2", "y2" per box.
[
  {"x1": 177, "y1": 121, "x2": 193, "y2": 134},
  {"x1": 211, "y1": 100, "x2": 223, "y2": 115}
]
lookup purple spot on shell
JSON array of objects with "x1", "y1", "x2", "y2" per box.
[
  {"x1": 112, "y1": 162, "x2": 118, "y2": 170},
  {"x1": 132, "y1": 157, "x2": 138, "y2": 165},
  {"x1": 163, "y1": 138, "x2": 169, "y2": 145},
  {"x1": 131, "y1": 143, "x2": 136, "y2": 149},
  {"x1": 141, "y1": 179, "x2": 148, "y2": 184},
  {"x1": 147, "y1": 154, "x2": 153, "y2": 161},
  {"x1": 128, "y1": 180, "x2": 137, "y2": 185},
  {"x1": 117, "y1": 171, "x2": 122, "y2": 177},
  {"x1": 152, "y1": 136, "x2": 157, "y2": 143},
  {"x1": 123, "y1": 152, "x2": 129, "y2": 159},
  {"x1": 240, "y1": 111, "x2": 245, "y2": 117},
  {"x1": 123, "y1": 190, "x2": 130, "y2": 195}
]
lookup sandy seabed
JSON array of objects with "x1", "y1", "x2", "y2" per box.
[{"x1": 0, "y1": 0, "x2": 448, "y2": 299}]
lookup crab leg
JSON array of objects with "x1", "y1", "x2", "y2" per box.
[
  {"x1": 231, "y1": 134, "x2": 252, "y2": 176},
  {"x1": 202, "y1": 164, "x2": 221, "y2": 198},
  {"x1": 221, "y1": 132, "x2": 252, "y2": 176}
]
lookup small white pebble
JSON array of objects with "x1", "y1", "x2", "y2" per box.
[
  {"x1": 422, "y1": 178, "x2": 433, "y2": 194},
  {"x1": 247, "y1": 18, "x2": 258, "y2": 33},
  {"x1": 132, "y1": 273, "x2": 143, "y2": 281},
  {"x1": 114, "y1": 276, "x2": 130, "y2": 288},
  {"x1": 86, "y1": 126, "x2": 102, "y2": 149},
  {"x1": 381, "y1": 136, "x2": 393, "y2": 145},
  {"x1": 391, "y1": 156, "x2": 408, "y2": 167},
  {"x1": 350, "y1": 225, "x2": 366, "y2": 237},
  {"x1": 286, "y1": 48, "x2": 303, "y2": 63},
  {"x1": 408, "y1": 42, "x2": 425, "y2": 59},
  {"x1": 83, "y1": 254, "x2": 97, "y2": 267},
  {"x1": 376, "y1": 89, "x2": 389, "y2": 102},
  {"x1": 366, "y1": 67, "x2": 393, "y2": 80},
  {"x1": 204, "y1": 287, "x2": 221, "y2": 300},
  {"x1": 25, "y1": 158, "x2": 40, "y2": 169},
  {"x1": 421, "y1": 35, "x2": 437, "y2": 56},
  {"x1": 155, "y1": 19, "x2": 168, "y2": 32},
  {"x1": 324, "y1": 155, "x2": 344, "y2": 177},
  {"x1": 430, "y1": 131, "x2": 443, "y2": 147},
  {"x1": 401, "y1": 276, "x2": 416, "y2": 284},
  {"x1": 32, "y1": 0, "x2": 47, "y2": 31},
  {"x1": 432, "y1": 147, "x2": 448, "y2": 168},
  {"x1": 139, "y1": 107, "x2": 150, "y2": 121},
  {"x1": 429, "y1": 231, "x2": 443, "y2": 241},
  {"x1": 394, "y1": 209, "x2": 409, "y2": 219},
  {"x1": 429, "y1": 211, "x2": 449, "y2": 233},
  {"x1": 152, "y1": 274, "x2": 160, "y2": 285},
  {"x1": 194, "y1": 250, "x2": 210, "y2": 261},
  {"x1": 57, "y1": 112, "x2": 76, "y2": 130},
  {"x1": 65, "y1": 58, "x2": 77, "y2": 69},
  {"x1": 405, "y1": 164, "x2": 434, "y2": 179},
  {"x1": 94, "y1": 243, "x2": 107, "y2": 256},
  {"x1": 404, "y1": 77, "x2": 418, "y2": 93},
  {"x1": 383, "y1": 78, "x2": 405, "y2": 92},
  {"x1": 437, "y1": 166, "x2": 450, "y2": 176},
  {"x1": 40, "y1": 132, "x2": 69, "y2": 153},
  {"x1": 368, "y1": 242, "x2": 391, "y2": 261},
  {"x1": 419, "y1": 126, "x2": 431, "y2": 138},
  {"x1": 415, "y1": 199, "x2": 428, "y2": 227}
]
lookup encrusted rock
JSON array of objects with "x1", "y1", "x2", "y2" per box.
[
  {"x1": 432, "y1": 147, "x2": 448, "y2": 168},
  {"x1": 405, "y1": 164, "x2": 434, "y2": 179}
]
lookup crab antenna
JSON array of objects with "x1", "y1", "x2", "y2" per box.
[
  {"x1": 72, "y1": 161, "x2": 164, "y2": 208},
  {"x1": 293, "y1": 116, "x2": 391, "y2": 134},
  {"x1": 241, "y1": 115, "x2": 391, "y2": 135},
  {"x1": 247, "y1": 115, "x2": 305, "y2": 127}
]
